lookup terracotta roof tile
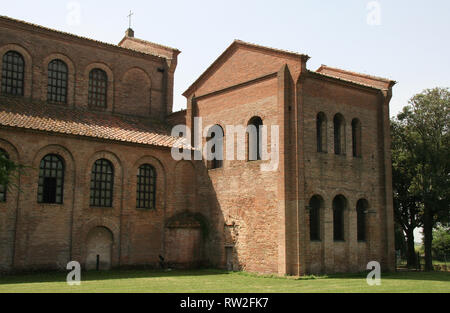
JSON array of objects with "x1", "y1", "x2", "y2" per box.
[
  {"x1": 308, "y1": 70, "x2": 383, "y2": 91},
  {"x1": 0, "y1": 97, "x2": 191, "y2": 149}
]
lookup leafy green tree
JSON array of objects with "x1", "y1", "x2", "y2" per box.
[
  {"x1": 432, "y1": 225, "x2": 450, "y2": 261},
  {"x1": 394, "y1": 87, "x2": 450, "y2": 271},
  {"x1": 392, "y1": 120, "x2": 422, "y2": 267},
  {"x1": 0, "y1": 150, "x2": 23, "y2": 191}
]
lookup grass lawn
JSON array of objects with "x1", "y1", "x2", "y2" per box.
[{"x1": 0, "y1": 269, "x2": 449, "y2": 293}]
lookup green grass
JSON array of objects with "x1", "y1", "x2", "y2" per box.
[{"x1": 0, "y1": 269, "x2": 449, "y2": 293}]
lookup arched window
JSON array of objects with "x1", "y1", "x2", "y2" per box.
[
  {"x1": 316, "y1": 112, "x2": 327, "y2": 153},
  {"x1": 207, "y1": 125, "x2": 224, "y2": 169},
  {"x1": 38, "y1": 154, "x2": 65, "y2": 204},
  {"x1": 90, "y1": 159, "x2": 114, "y2": 207},
  {"x1": 1, "y1": 51, "x2": 25, "y2": 96},
  {"x1": 357, "y1": 199, "x2": 369, "y2": 242},
  {"x1": 352, "y1": 119, "x2": 362, "y2": 158},
  {"x1": 334, "y1": 114, "x2": 346, "y2": 155},
  {"x1": 0, "y1": 149, "x2": 9, "y2": 202},
  {"x1": 309, "y1": 195, "x2": 323, "y2": 241},
  {"x1": 88, "y1": 69, "x2": 107, "y2": 108},
  {"x1": 248, "y1": 117, "x2": 263, "y2": 161},
  {"x1": 47, "y1": 59, "x2": 68, "y2": 104},
  {"x1": 333, "y1": 195, "x2": 347, "y2": 241},
  {"x1": 136, "y1": 164, "x2": 157, "y2": 210}
]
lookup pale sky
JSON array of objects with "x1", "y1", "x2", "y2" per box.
[{"x1": 2, "y1": 0, "x2": 450, "y2": 116}]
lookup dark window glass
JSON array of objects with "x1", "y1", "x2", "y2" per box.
[
  {"x1": 333, "y1": 195, "x2": 346, "y2": 241},
  {"x1": 207, "y1": 125, "x2": 224, "y2": 169},
  {"x1": 47, "y1": 59, "x2": 68, "y2": 104},
  {"x1": 309, "y1": 196, "x2": 322, "y2": 241},
  {"x1": 90, "y1": 159, "x2": 114, "y2": 207},
  {"x1": 136, "y1": 164, "x2": 157, "y2": 209},
  {"x1": 88, "y1": 69, "x2": 107, "y2": 108},
  {"x1": 317, "y1": 113, "x2": 327, "y2": 153},
  {"x1": 0, "y1": 149, "x2": 9, "y2": 202},
  {"x1": 248, "y1": 117, "x2": 263, "y2": 161},
  {"x1": 1, "y1": 51, "x2": 24, "y2": 96},
  {"x1": 357, "y1": 199, "x2": 368, "y2": 241},
  {"x1": 38, "y1": 154, "x2": 64, "y2": 204},
  {"x1": 334, "y1": 115, "x2": 343, "y2": 155},
  {"x1": 352, "y1": 119, "x2": 362, "y2": 157}
]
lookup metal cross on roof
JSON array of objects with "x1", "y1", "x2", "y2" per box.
[{"x1": 127, "y1": 10, "x2": 134, "y2": 29}]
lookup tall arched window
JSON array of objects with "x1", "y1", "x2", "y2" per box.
[
  {"x1": 1, "y1": 51, "x2": 25, "y2": 96},
  {"x1": 316, "y1": 112, "x2": 327, "y2": 153},
  {"x1": 47, "y1": 59, "x2": 68, "y2": 104},
  {"x1": 88, "y1": 69, "x2": 107, "y2": 108},
  {"x1": 352, "y1": 119, "x2": 362, "y2": 158},
  {"x1": 38, "y1": 154, "x2": 65, "y2": 204},
  {"x1": 333, "y1": 195, "x2": 347, "y2": 241},
  {"x1": 334, "y1": 114, "x2": 346, "y2": 155},
  {"x1": 357, "y1": 199, "x2": 369, "y2": 242},
  {"x1": 136, "y1": 164, "x2": 157, "y2": 210},
  {"x1": 90, "y1": 159, "x2": 114, "y2": 207},
  {"x1": 207, "y1": 125, "x2": 224, "y2": 169},
  {"x1": 0, "y1": 149, "x2": 9, "y2": 202},
  {"x1": 309, "y1": 195, "x2": 323, "y2": 241},
  {"x1": 248, "y1": 116, "x2": 263, "y2": 161}
]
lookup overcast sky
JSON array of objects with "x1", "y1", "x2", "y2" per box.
[{"x1": 2, "y1": 0, "x2": 450, "y2": 116}]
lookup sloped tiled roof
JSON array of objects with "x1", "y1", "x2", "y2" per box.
[
  {"x1": 308, "y1": 70, "x2": 383, "y2": 91},
  {"x1": 0, "y1": 97, "x2": 189, "y2": 149},
  {"x1": 316, "y1": 65, "x2": 396, "y2": 90}
]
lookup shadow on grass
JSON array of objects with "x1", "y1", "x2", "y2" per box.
[
  {"x1": 0, "y1": 268, "x2": 230, "y2": 285},
  {"x1": 1, "y1": 269, "x2": 449, "y2": 286}
]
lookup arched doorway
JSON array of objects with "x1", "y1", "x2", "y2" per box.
[
  {"x1": 85, "y1": 226, "x2": 113, "y2": 271},
  {"x1": 164, "y1": 212, "x2": 208, "y2": 268}
]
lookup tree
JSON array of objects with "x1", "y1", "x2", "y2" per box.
[
  {"x1": 394, "y1": 87, "x2": 450, "y2": 271},
  {"x1": 432, "y1": 225, "x2": 450, "y2": 261},
  {"x1": 391, "y1": 120, "x2": 422, "y2": 267},
  {"x1": 0, "y1": 150, "x2": 23, "y2": 191}
]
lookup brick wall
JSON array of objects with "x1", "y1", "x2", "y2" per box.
[
  {"x1": 0, "y1": 127, "x2": 220, "y2": 271},
  {"x1": 0, "y1": 17, "x2": 171, "y2": 120},
  {"x1": 298, "y1": 74, "x2": 394, "y2": 273}
]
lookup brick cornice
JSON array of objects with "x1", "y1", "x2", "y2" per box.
[
  {"x1": 307, "y1": 70, "x2": 383, "y2": 94},
  {"x1": 0, "y1": 15, "x2": 166, "y2": 63},
  {"x1": 194, "y1": 72, "x2": 278, "y2": 101}
]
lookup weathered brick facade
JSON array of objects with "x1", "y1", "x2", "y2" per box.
[{"x1": 0, "y1": 16, "x2": 395, "y2": 275}]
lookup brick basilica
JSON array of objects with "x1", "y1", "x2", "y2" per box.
[{"x1": 0, "y1": 16, "x2": 396, "y2": 275}]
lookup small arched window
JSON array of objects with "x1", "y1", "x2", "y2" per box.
[
  {"x1": 90, "y1": 159, "x2": 114, "y2": 207},
  {"x1": 1, "y1": 51, "x2": 25, "y2": 96},
  {"x1": 334, "y1": 114, "x2": 346, "y2": 155},
  {"x1": 316, "y1": 112, "x2": 327, "y2": 153},
  {"x1": 38, "y1": 154, "x2": 65, "y2": 204},
  {"x1": 357, "y1": 199, "x2": 369, "y2": 242},
  {"x1": 88, "y1": 69, "x2": 108, "y2": 108},
  {"x1": 0, "y1": 149, "x2": 10, "y2": 202},
  {"x1": 352, "y1": 119, "x2": 362, "y2": 158},
  {"x1": 333, "y1": 195, "x2": 347, "y2": 241},
  {"x1": 137, "y1": 164, "x2": 157, "y2": 210},
  {"x1": 207, "y1": 125, "x2": 224, "y2": 169},
  {"x1": 309, "y1": 195, "x2": 323, "y2": 241},
  {"x1": 47, "y1": 59, "x2": 68, "y2": 104},
  {"x1": 248, "y1": 117, "x2": 263, "y2": 161}
]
